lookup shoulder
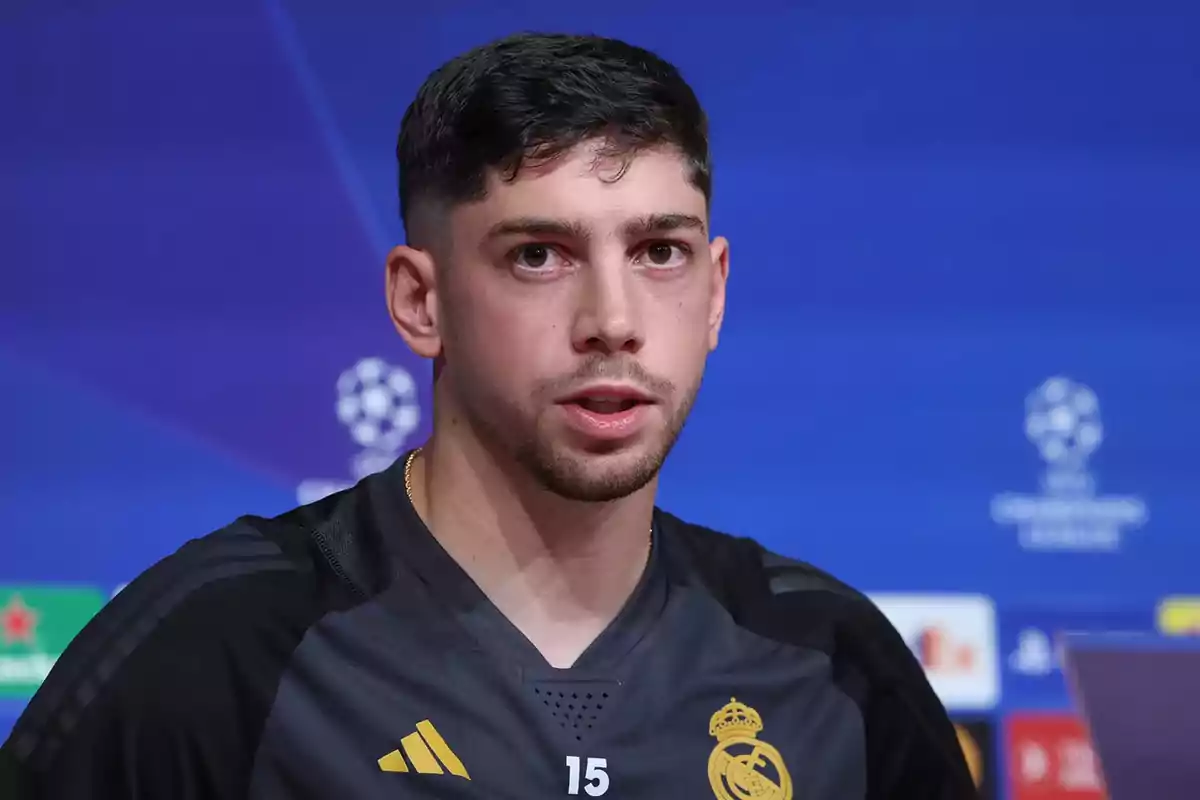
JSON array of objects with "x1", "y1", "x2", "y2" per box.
[
  {"x1": 657, "y1": 508, "x2": 933, "y2": 697},
  {"x1": 5, "y1": 491, "x2": 386, "y2": 788},
  {"x1": 659, "y1": 510, "x2": 880, "y2": 630},
  {"x1": 658, "y1": 510, "x2": 978, "y2": 797}
]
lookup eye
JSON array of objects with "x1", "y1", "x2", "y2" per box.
[
  {"x1": 637, "y1": 241, "x2": 691, "y2": 269},
  {"x1": 510, "y1": 243, "x2": 569, "y2": 272}
]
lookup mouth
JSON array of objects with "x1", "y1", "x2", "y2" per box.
[{"x1": 557, "y1": 386, "x2": 656, "y2": 415}]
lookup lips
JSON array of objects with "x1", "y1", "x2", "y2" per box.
[
  {"x1": 555, "y1": 385, "x2": 657, "y2": 441},
  {"x1": 557, "y1": 387, "x2": 655, "y2": 414}
]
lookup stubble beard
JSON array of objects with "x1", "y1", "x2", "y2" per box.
[
  {"x1": 459, "y1": 374, "x2": 702, "y2": 504},
  {"x1": 513, "y1": 377, "x2": 701, "y2": 503}
]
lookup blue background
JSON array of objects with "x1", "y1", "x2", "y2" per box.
[{"x1": 3, "y1": 1, "x2": 1198, "y2": 792}]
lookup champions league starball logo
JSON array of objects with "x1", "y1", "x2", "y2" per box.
[
  {"x1": 1023, "y1": 377, "x2": 1103, "y2": 469},
  {"x1": 296, "y1": 357, "x2": 421, "y2": 505},
  {"x1": 336, "y1": 357, "x2": 421, "y2": 479},
  {"x1": 990, "y1": 376, "x2": 1147, "y2": 552}
]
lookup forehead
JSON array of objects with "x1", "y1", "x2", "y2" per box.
[{"x1": 452, "y1": 143, "x2": 707, "y2": 237}]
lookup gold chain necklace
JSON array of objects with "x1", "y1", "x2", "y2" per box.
[
  {"x1": 402, "y1": 448, "x2": 654, "y2": 544},
  {"x1": 403, "y1": 448, "x2": 420, "y2": 502}
]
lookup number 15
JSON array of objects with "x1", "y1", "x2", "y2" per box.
[{"x1": 566, "y1": 755, "x2": 609, "y2": 796}]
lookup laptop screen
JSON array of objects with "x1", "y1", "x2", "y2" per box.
[{"x1": 1061, "y1": 632, "x2": 1200, "y2": 800}]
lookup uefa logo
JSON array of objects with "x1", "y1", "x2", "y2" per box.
[
  {"x1": 296, "y1": 357, "x2": 422, "y2": 505},
  {"x1": 1023, "y1": 377, "x2": 1102, "y2": 471},
  {"x1": 335, "y1": 357, "x2": 421, "y2": 480},
  {"x1": 991, "y1": 376, "x2": 1147, "y2": 552}
]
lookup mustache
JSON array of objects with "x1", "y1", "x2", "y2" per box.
[{"x1": 539, "y1": 356, "x2": 676, "y2": 400}]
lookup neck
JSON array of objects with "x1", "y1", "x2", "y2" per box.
[{"x1": 407, "y1": 427, "x2": 657, "y2": 669}]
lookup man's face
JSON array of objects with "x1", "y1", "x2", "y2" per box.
[{"x1": 434, "y1": 141, "x2": 728, "y2": 502}]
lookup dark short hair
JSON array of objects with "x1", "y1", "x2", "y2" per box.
[{"x1": 396, "y1": 32, "x2": 711, "y2": 236}]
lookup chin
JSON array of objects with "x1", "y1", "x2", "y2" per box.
[{"x1": 518, "y1": 439, "x2": 668, "y2": 503}]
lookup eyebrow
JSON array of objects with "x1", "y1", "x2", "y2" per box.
[
  {"x1": 484, "y1": 212, "x2": 707, "y2": 243},
  {"x1": 623, "y1": 213, "x2": 707, "y2": 239}
]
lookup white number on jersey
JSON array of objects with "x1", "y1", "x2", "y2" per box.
[{"x1": 565, "y1": 755, "x2": 609, "y2": 796}]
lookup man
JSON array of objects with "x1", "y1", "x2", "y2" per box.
[{"x1": 1, "y1": 32, "x2": 977, "y2": 798}]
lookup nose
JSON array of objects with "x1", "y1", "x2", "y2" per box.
[{"x1": 571, "y1": 259, "x2": 643, "y2": 356}]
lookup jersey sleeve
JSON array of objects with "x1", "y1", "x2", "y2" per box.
[
  {"x1": 0, "y1": 523, "x2": 323, "y2": 799},
  {"x1": 753, "y1": 549, "x2": 979, "y2": 799},
  {"x1": 842, "y1": 598, "x2": 980, "y2": 799}
]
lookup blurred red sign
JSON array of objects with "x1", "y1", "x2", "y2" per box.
[{"x1": 1006, "y1": 713, "x2": 1107, "y2": 799}]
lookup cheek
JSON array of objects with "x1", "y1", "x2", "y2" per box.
[
  {"x1": 447, "y1": 287, "x2": 557, "y2": 387},
  {"x1": 643, "y1": 295, "x2": 712, "y2": 381},
  {"x1": 668, "y1": 282, "x2": 717, "y2": 342}
]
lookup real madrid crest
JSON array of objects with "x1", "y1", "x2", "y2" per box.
[{"x1": 707, "y1": 698, "x2": 793, "y2": 800}]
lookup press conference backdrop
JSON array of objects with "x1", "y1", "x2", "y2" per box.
[{"x1": 3, "y1": 1, "x2": 1198, "y2": 796}]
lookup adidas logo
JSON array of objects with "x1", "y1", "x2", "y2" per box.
[{"x1": 378, "y1": 719, "x2": 471, "y2": 780}]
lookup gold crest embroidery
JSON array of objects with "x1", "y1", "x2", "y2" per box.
[{"x1": 707, "y1": 698, "x2": 793, "y2": 800}]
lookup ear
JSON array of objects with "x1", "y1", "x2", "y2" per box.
[
  {"x1": 385, "y1": 245, "x2": 441, "y2": 359},
  {"x1": 706, "y1": 236, "x2": 730, "y2": 351}
]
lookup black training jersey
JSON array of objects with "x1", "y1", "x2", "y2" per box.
[{"x1": 1, "y1": 455, "x2": 977, "y2": 799}]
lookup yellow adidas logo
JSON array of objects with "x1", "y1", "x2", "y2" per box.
[{"x1": 378, "y1": 719, "x2": 471, "y2": 780}]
